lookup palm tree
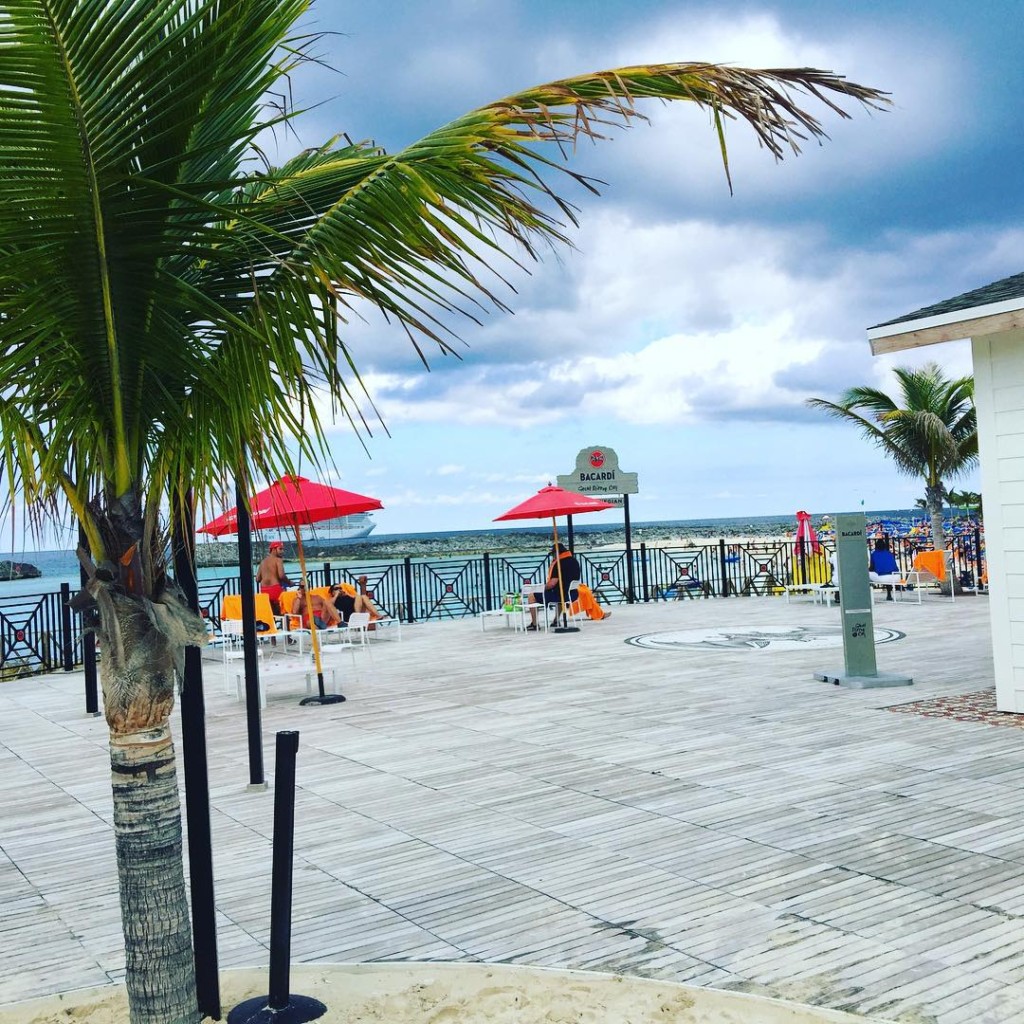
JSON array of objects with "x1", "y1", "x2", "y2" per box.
[
  {"x1": 0, "y1": 1, "x2": 888, "y2": 1021},
  {"x1": 946, "y1": 488, "x2": 983, "y2": 518},
  {"x1": 807, "y1": 364, "x2": 977, "y2": 549}
]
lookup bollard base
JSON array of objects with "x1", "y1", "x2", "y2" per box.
[
  {"x1": 227, "y1": 993, "x2": 327, "y2": 1024},
  {"x1": 246, "y1": 781, "x2": 269, "y2": 792},
  {"x1": 814, "y1": 669, "x2": 913, "y2": 689},
  {"x1": 553, "y1": 626, "x2": 580, "y2": 633},
  {"x1": 299, "y1": 693, "x2": 346, "y2": 706}
]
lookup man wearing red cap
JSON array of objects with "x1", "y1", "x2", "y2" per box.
[{"x1": 256, "y1": 540, "x2": 293, "y2": 614}]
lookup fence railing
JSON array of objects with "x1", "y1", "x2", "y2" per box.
[{"x1": 1, "y1": 531, "x2": 986, "y2": 678}]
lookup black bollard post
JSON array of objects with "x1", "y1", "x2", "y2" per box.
[
  {"x1": 78, "y1": 525, "x2": 100, "y2": 716},
  {"x1": 60, "y1": 583, "x2": 74, "y2": 672},
  {"x1": 403, "y1": 556, "x2": 415, "y2": 623},
  {"x1": 228, "y1": 732, "x2": 326, "y2": 1024},
  {"x1": 974, "y1": 526, "x2": 984, "y2": 590}
]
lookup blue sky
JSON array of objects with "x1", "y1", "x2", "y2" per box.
[
  {"x1": 264, "y1": 0, "x2": 1019, "y2": 535},
  {"x1": 10, "y1": 0, "x2": 1022, "y2": 550}
]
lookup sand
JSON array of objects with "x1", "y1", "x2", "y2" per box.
[{"x1": 0, "y1": 963, "x2": 887, "y2": 1024}]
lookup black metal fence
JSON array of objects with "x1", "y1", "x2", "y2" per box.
[{"x1": 1, "y1": 530, "x2": 986, "y2": 678}]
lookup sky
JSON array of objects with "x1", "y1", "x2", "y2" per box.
[
  {"x1": 9, "y1": 0, "x2": 1024, "y2": 551},
  {"x1": 262, "y1": 0, "x2": 1020, "y2": 536}
]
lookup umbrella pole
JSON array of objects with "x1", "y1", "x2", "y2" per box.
[
  {"x1": 550, "y1": 518, "x2": 579, "y2": 634},
  {"x1": 296, "y1": 526, "x2": 345, "y2": 706}
]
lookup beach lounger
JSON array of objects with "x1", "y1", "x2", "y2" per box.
[
  {"x1": 368, "y1": 614, "x2": 403, "y2": 640},
  {"x1": 904, "y1": 550, "x2": 955, "y2": 601},
  {"x1": 221, "y1": 592, "x2": 280, "y2": 634}
]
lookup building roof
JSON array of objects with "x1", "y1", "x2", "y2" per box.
[
  {"x1": 871, "y1": 272, "x2": 1024, "y2": 330},
  {"x1": 867, "y1": 271, "x2": 1024, "y2": 355}
]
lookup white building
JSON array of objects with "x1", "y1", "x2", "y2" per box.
[{"x1": 868, "y1": 272, "x2": 1024, "y2": 712}]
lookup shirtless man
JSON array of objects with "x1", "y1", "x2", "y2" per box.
[{"x1": 255, "y1": 540, "x2": 293, "y2": 614}]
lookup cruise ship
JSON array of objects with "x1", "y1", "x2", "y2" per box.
[
  {"x1": 305, "y1": 512, "x2": 377, "y2": 542},
  {"x1": 252, "y1": 513, "x2": 378, "y2": 551}
]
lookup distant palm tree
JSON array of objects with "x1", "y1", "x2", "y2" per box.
[
  {"x1": 1, "y1": 1, "x2": 888, "y2": 1020},
  {"x1": 946, "y1": 489, "x2": 983, "y2": 517},
  {"x1": 807, "y1": 363, "x2": 976, "y2": 549}
]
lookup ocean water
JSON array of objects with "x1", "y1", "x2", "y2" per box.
[{"x1": 0, "y1": 508, "x2": 936, "y2": 598}]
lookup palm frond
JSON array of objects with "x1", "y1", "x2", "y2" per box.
[
  {"x1": 807, "y1": 364, "x2": 978, "y2": 494},
  {"x1": 1, "y1": 0, "x2": 890, "y2": 561}
]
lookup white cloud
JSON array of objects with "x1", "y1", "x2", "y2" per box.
[
  {"x1": 340, "y1": 210, "x2": 1017, "y2": 437},
  {"x1": 527, "y1": 10, "x2": 965, "y2": 206}
]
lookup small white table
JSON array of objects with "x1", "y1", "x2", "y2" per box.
[{"x1": 479, "y1": 608, "x2": 522, "y2": 631}]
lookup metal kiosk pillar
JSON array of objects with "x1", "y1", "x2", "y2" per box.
[{"x1": 813, "y1": 512, "x2": 913, "y2": 689}]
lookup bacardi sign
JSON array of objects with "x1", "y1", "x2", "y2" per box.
[{"x1": 557, "y1": 446, "x2": 638, "y2": 497}]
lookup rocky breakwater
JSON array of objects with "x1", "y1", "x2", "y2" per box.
[
  {"x1": 194, "y1": 524, "x2": 771, "y2": 568},
  {"x1": 195, "y1": 532, "x2": 555, "y2": 567},
  {"x1": 0, "y1": 560, "x2": 42, "y2": 580}
]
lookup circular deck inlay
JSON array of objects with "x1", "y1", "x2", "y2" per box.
[{"x1": 626, "y1": 624, "x2": 905, "y2": 652}]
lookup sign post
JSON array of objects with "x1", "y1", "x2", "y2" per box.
[
  {"x1": 558, "y1": 447, "x2": 639, "y2": 601},
  {"x1": 813, "y1": 513, "x2": 913, "y2": 689}
]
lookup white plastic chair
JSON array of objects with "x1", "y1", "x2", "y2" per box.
[
  {"x1": 563, "y1": 579, "x2": 585, "y2": 626},
  {"x1": 521, "y1": 584, "x2": 549, "y2": 632},
  {"x1": 905, "y1": 550, "x2": 955, "y2": 602},
  {"x1": 218, "y1": 620, "x2": 253, "y2": 694},
  {"x1": 345, "y1": 611, "x2": 372, "y2": 647}
]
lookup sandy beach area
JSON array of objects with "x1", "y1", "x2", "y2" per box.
[{"x1": 0, "y1": 963, "x2": 884, "y2": 1024}]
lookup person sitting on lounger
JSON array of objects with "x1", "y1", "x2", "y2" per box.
[
  {"x1": 328, "y1": 580, "x2": 381, "y2": 623},
  {"x1": 293, "y1": 583, "x2": 341, "y2": 629},
  {"x1": 869, "y1": 537, "x2": 901, "y2": 601}
]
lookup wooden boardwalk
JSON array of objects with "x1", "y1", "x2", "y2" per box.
[{"x1": 3, "y1": 594, "x2": 1024, "y2": 1022}]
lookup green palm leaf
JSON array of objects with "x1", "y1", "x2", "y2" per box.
[{"x1": 807, "y1": 362, "x2": 977, "y2": 547}]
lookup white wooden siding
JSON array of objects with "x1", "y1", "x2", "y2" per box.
[{"x1": 973, "y1": 328, "x2": 1024, "y2": 710}]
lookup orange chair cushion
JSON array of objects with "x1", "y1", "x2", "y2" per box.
[
  {"x1": 912, "y1": 550, "x2": 947, "y2": 581},
  {"x1": 220, "y1": 593, "x2": 278, "y2": 633}
]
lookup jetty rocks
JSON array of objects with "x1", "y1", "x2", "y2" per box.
[
  {"x1": 193, "y1": 524, "x2": 729, "y2": 568},
  {"x1": 0, "y1": 560, "x2": 42, "y2": 580}
]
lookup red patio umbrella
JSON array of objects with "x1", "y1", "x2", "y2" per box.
[
  {"x1": 494, "y1": 485, "x2": 615, "y2": 633},
  {"x1": 794, "y1": 510, "x2": 821, "y2": 556},
  {"x1": 793, "y1": 509, "x2": 822, "y2": 586},
  {"x1": 199, "y1": 476, "x2": 383, "y2": 705}
]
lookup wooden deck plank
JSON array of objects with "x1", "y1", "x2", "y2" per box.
[{"x1": 4, "y1": 595, "x2": 1024, "y2": 1024}]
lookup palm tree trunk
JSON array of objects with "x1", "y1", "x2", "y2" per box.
[
  {"x1": 98, "y1": 588, "x2": 200, "y2": 1024},
  {"x1": 111, "y1": 724, "x2": 198, "y2": 1024},
  {"x1": 925, "y1": 482, "x2": 946, "y2": 551}
]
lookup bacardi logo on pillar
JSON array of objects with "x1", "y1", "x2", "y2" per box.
[{"x1": 557, "y1": 446, "x2": 638, "y2": 498}]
